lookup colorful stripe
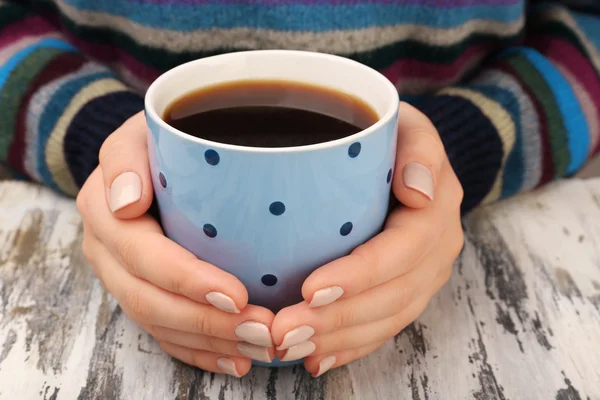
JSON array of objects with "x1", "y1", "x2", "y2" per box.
[
  {"x1": 0, "y1": 0, "x2": 597, "y2": 217},
  {"x1": 46, "y1": 78, "x2": 129, "y2": 195},
  {"x1": 132, "y1": 0, "x2": 521, "y2": 6},
  {"x1": 9, "y1": 52, "x2": 85, "y2": 177},
  {"x1": 504, "y1": 54, "x2": 571, "y2": 180},
  {"x1": 24, "y1": 62, "x2": 103, "y2": 182},
  {"x1": 53, "y1": 1, "x2": 525, "y2": 54},
  {"x1": 0, "y1": 47, "x2": 65, "y2": 168},
  {"x1": 473, "y1": 69, "x2": 543, "y2": 193},
  {"x1": 529, "y1": 35, "x2": 600, "y2": 155},
  {"x1": 439, "y1": 87, "x2": 516, "y2": 205},
  {"x1": 508, "y1": 47, "x2": 589, "y2": 175},
  {"x1": 60, "y1": 0, "x2": 525, "y2": 31},
  {"x1": 0, "y1": 39, "x2": 76, "y2": 160},
  {"x1": 468, "y1": 82, "x2": 526, "y2": 197}
]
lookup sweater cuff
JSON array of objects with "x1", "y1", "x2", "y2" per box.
[
  {"x1": 416, "y1": 94, "x2": 507, "y2": 215},
  {"x1": 64, "y1": 90, "x2": 144, "y2": 190}
]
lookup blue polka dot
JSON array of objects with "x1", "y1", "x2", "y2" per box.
[
  {"x1": 159, "y1": 172, "x2": 167, "y2": 188},
  {"x1": 205, "y1": 149, "x2": 220, "y2": 166},
  {"x1": 348, "y1": 142, "x2": 361, "y2": 158},
  {"x1": 340, "y1": 222, "x2": 353, "y2": 236},
  {"x1": 203, "y1": 224, "x2": 217, "y2": 238},
  {"x1": 261, "y1": 274, "x2": 278, "y2": 286},
  {"x1": 269, "y1": 201, "x2": 286, "y2": 216},
  {"x1": 387, "y1": 169, "x2": 393, "y2": 184}
]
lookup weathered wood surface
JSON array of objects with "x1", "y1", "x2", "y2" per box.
[{"x1": 0, "y1": 179, "x2": 599, "y2": 400}]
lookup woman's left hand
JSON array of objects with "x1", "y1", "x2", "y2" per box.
[{"x1": 270, "y1": 102, "x2": 464, "y2": 377}]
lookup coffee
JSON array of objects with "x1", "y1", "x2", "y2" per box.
[{"x1": 163, "y1": 80, "x2": 379, "y2": 147}]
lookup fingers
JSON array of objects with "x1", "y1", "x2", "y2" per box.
[
  {"x1": 301, "y1": 206, "x2": 440, "y2": 307},
  {"x1": 303, "y1": 296, "x2": 430, "y2": 359},
  {"x1": 79, "y1": 169, "x2": 249, "y2": 310},
  {"x1": 159, "y1": 341, "x2": 252, "y2": 377},
  {"x1": 274, "y1": 264, "x2": 444, "y2": 352},
  {"x1": 393, "y1": 102, "x2": 447, "y2": 208},
  {"x1": 274, "y1": 250, "x2": 454, "y2": 357},
  {"x1": 277, "y1": 298, "x2": 426, "y2": 363},
  {"x1": 86, "y1": 233, "x2": 275, "y2": 346},
  {"x1": 144, "y1": 325, "x2": 274, "y2": 363},
  {"x1": 304, "y1": 340, "x2": 388, "y2": 378},
  {"x1": 301, "y1": 158, "x2": 463, "y2": 307},
  {"x1": 98, "y1": 111, "x2": 153, "y2": 218}
]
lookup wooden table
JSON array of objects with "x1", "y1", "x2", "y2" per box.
[{"x1": 1, "y1": 178, "x2": 599, "y2": 400}]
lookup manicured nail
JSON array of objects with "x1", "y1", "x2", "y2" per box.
[
  {"x1": 277, "y1": 325, "x2": 315, "y2": 350},
  {"x1": 234, "y1": 322, "x2": 273, "y2": 347},
  {"x1": 309, "y1": 286, "x2": 344, "y2": 308},
  {"x1": 216, "y1": 357, "x2": 240, "y2": 377},
  {"x1": 109, "y1": 172, "x2": 142, "y2": 212},
  {"x1": 281, "y1": 340, "x2": 316, "y2": 362},
  {"x1": 237, "y1": 342, "x2": 272, "y2": 363},
  {"x1": 206, "y1": 292, "x2": 240, "y2": 313},
  {"x1": 403, "y1": 162, "x2": 434, "y2": 201},
  {"x1": 313, "y1": 356, "x2": 337, "y2": 378}
]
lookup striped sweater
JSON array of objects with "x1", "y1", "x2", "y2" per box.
[{"x1": 1, "y1": 0, "x2": 599, "y2": 214}]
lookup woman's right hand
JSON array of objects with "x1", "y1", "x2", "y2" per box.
[{"x1": 76, "y1": 112, "x2": 275, "y2": 377}]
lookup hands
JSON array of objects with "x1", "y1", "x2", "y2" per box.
[
  {"x1": 270, "y1": 103, "x2": 464, "y2": 376},
  {"x1": 77, "y1": 112, "x2": 277, "y2": 377},
  {"x1": 78, "y1": 103, "x2": 464, "y2": 378}
]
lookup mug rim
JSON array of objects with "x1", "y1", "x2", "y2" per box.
[{"x1": 145, "y1": 50, "x2": 399, "y2": 154}]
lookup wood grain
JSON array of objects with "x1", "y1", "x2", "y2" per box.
[{"x1": 0, "y1": 179, "x2": 599, "y2": 400}]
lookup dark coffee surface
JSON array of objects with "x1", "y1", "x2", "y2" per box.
[{"x1": 163, "y1": 80, "x2": 379, "y2": 147}]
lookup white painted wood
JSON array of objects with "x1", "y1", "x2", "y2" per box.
[{"x1": 0, "y1": 179, "x2": 599, "y2": 400}]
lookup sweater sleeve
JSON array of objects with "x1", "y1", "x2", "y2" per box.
[
  {"x1": 0, "y1": 1, "x2": 144, "y2": 197},
  {"x1": 411, "y1": 2, "x2": 600, "y2": 215}
]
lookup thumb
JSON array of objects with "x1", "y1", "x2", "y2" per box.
[
  {"x1": 392, "y1": 102, "x2": 446, "y2": 208},
  {"x1": 99, "y1": 111, "x2": 153, "y2": 219}
]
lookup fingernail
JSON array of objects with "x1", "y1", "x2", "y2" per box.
[
  {"x1": 309, "y1": 286, "x2": 344, "y2": 308},
  {"x1": 216, "y1": 357, "x2": 241, "y2": 377},
  {"x1": 237, "y1": 342, "x2": 272, "y2": 363},
  {"x1": 403, "y1": 162, "x2": 434, "y2": 201},
  {"x1": 234, "y1": 322, "x2": 273, "y2": 347},
  {"x1": 281, "y1": 340, "x2": 316, "y2": 362},
  {"x1": 109, "y1": 172, "x2": 142, "y2": 212},
  {"x1": 277, "y1": 325, "x2": 315, "y2": 350},
  {"x1": 313, "y1": 356, "x2": 337, "y2": 378},
  {"x1": 206, "y1": 292, "x2": 240, "y2": 314}
]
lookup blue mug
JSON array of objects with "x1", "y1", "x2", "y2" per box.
[{"x1": 145, "y1": 50, "x2": 399, "y2": 367}]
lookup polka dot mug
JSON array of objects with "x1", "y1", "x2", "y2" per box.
[{"x1": 145, "y1": 50, "x2": 399, "y2": 367}]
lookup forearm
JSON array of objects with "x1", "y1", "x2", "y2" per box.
[
  {"x1": 412, "y1": 2, "x2": 599, "y2": 215},
  {"x1": 0, "y1": 1, "x2": 143, "y2": 196}
]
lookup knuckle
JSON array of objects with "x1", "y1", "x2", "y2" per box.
[
  {"x1": 167, "y1": 271, "x2": 193, "y2": 299},
  {"x1": 392, "y1": 313, "x2": 409, "y2": 334},
  {"x1": 440, "y1": 263, "x2": 453, "y2": 287},
  {"x1": 455, "y1": 182, "x2": 465, "y2": 206},
  {"x1": 413, "y1": 130, "x2": 445, "y2": 159},
  {"x1": 98, "y1": 136, "x2": 125, "y2": 166},
  {"x1": 448, "y1": 172, "x2": 464, "y2": 211},
  {"x1": 76, "y1": 191, "x2": 89, "y2": 216},
  {"x1": 451, "y1": 227, "x2": 465, "y2": 260},
  {"x1": 148, "y1": 325, "x2": 164, "y2": 341},
  {"x1": 81, "y1": 237, "x2": 93, "y2": 261},
  {"x1": 204, "y1": 335, "x2": 220, "y2": 353},
  {"x1": 351, "y1": 246, "x2": 378, "y2": 289},
  {"x1": 390, "y1": 285, "x2": 412, "y2": 315},
  {"x1": 115, "y1": 236, "x2": 141, "y2": 277},
  {"x1": 333, "y1": 330, "x2": 352, "y2": 351},
  {"x1": 125, "y1": 287, "x2": 152, "y2": 323},
  {"x1": 192, "y1": 311, "x2": 212, "y2": 336},
  {"x1": 333, "y1": 308, "x2": 353, "y2": 331}
]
